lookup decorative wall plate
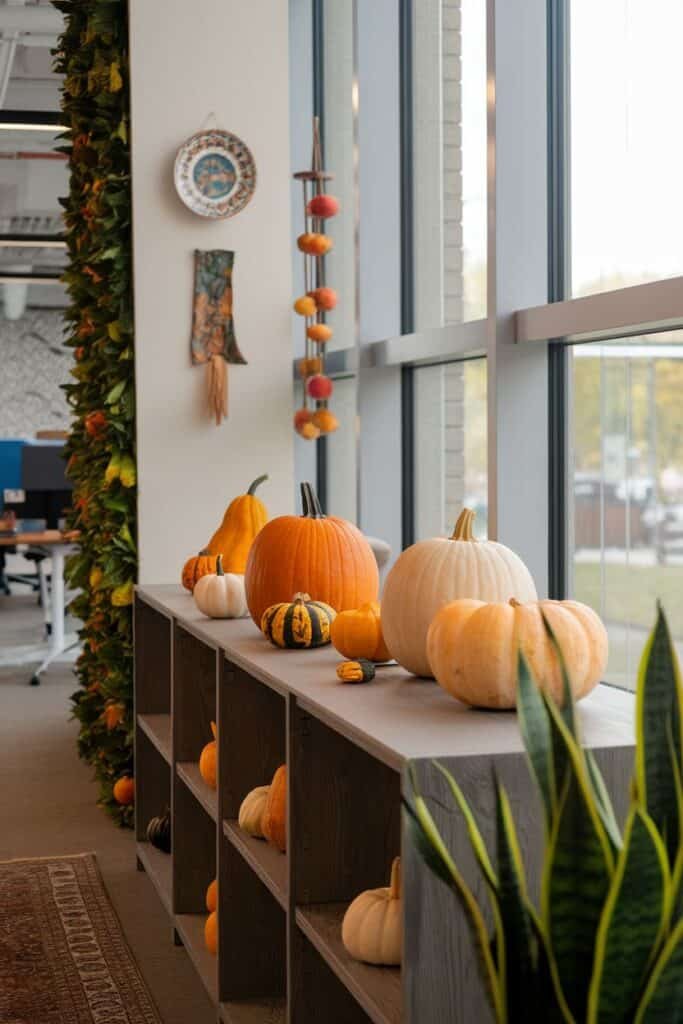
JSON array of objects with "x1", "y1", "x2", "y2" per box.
[{"x1": 174, "y1": 130, "x2": 256, "y2": 219}]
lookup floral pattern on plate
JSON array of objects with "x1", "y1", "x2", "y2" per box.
[{"x1": 174, "y1": 130, "x2": 256, "y2": 219}]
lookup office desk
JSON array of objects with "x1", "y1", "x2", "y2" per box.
[{"x1": 0, "y1": 530, "x2": 80, "y2": 684}]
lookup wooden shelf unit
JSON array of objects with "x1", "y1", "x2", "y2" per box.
[{"x1": 135, "y1": 585, "x2": 637, "y2": 1023}]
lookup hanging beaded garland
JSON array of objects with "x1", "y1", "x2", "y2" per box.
[{"x1": 292, "y1": 117, "x2": 340, "y2": 441}]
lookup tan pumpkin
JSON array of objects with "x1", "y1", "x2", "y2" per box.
[
  {"x1": 205, "y1": 474, "x2": 268, "y2": 573},
  {"x1": 199, "y1": 722, "x2": 217, "y2": 789},
  {"x1": 381, "y1": 508, "x2": 537, "y2": 677},
  {"x1": 427, "y1": 597, "x2": 608, "y2": 709},
  {"x1": 193, "y1": 555, "x2": 248, "y2": 619},
  {"x1": 181, "y1": 549, "x2": 219, "y2": 593},
  {"x1": 341, "y1": 858, "x2": 402, "y2": 965},
  {"x1": 261, "y1": 765, "x2": 286, "y2": 853},
  {"x1": 238, "y1": 785, "x2": 270, "y2": 838},
  {"x1": 331, "y1": 602, "x2": 391, "y2": 662}
]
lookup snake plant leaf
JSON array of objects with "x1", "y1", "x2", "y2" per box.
[
  {"x1": 587, "y1": 807, "x2": 670, "y2": 1024},
  {"x1": 529, "y1": 912, "x2": 577, "y2": 1024},
  {"x1": 542, "y1": 700, "x2": 614, "y2": 1020},
  {"x1": 517, "y1": 651, "x2": 557, "y2": 828},
  {"x1": 586, "y1": 750, "x2": 623, "y2": 855},
  {"x1": 636, "y1": 604, "x2": 683, "y2": 866},
  {"x1": 634, "y1": 918, "x2": 683, "y2": 1023},
  {"x1": 433, "y1": 760, "x2": 499, "y2": 892},
  {"x1": 495, "y1": 779, "x2": 536, "y2": 1020},
  {"x1": 540, "y1": 610, "x2": 578, "y2": 738},
  {"x1": 404, "y1": 767, "x2": 505, "y2": 1024}
]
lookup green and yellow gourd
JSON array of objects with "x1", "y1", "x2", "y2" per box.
[{"x1": 261, "y1": 593, "x2": 336, "y2": 649}]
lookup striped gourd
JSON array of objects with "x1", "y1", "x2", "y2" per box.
[{"x1": 261, "y1": 592, "x2": 336, "y2": 649}]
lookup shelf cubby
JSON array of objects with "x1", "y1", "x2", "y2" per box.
[{"x1": 134, "y1": 585, "x2": 637, "y2": 1023}]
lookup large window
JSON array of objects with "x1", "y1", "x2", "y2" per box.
[
  {"x1": 569, "y1": 332, "x2": 683, "y2": 686},
  {"x1": 570, "y1": 0, "x2": 683, "y2": 296}
]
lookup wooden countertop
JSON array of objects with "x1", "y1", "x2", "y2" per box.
[
  {"x1": 0, "y1": 529, "x2": 79, "y2": 547},
  {"x1": 137, "y1": 584, "x2": 636, "y2": 771}
]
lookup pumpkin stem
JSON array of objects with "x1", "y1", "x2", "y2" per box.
[
  {"x1": 198, "y1": 547, "x2": 210, "y2": 555},
  {"x1": 451, "y1": 508, "x2": 476, "y2": 542},
  {"x1": 216, "y1": 554, "x2": 225, "y2": 576},
  {"x1": 389, "y1": 857, "x2": 401, "y2": 899},
  {"x1": 293, "y1": 592, "x2": 311, "y2": 603},
  {"x1": 210, "y1": 721, "x2": 217, "y2": 740},
  {"x1": 301, "y1": 481, "x2": 325, "y2": 519},
  {"x1": 509, "y1": 598, "x2": 521, "y2": 608},
  {"x1": 247, "y1": 474, "x2": 268, "y2": 495}
]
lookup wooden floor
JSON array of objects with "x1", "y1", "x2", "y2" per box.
[{"x1": 0, "y1": 592, "x2": 215, "y2": 1024}]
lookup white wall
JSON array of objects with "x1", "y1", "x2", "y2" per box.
[{"x1": 129, "y1": 0, "x2": 294, "y2": 583}]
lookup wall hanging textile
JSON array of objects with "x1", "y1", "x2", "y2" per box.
[
  {"x1": 174, "y1": 127, "x2": 256, "y2": 219},
  {"x1": 292, "y1": 116, "x2": 340, "y2": 440},
  {"x1": 56, "y1": 0, "x2": 137, "y2": 827},
  {"x1": 191, "y1": 249, "x2": 246, "y2": 425}
]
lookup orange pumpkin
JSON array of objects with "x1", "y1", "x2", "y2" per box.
[
  {"x1": 311, "y1": 408, "x2": 339, "y2": 435},
  {"x1": 199, "y1": 722, "x2": 217, "y2": 789},
  {"x1": 244, "y1": 482, "x2": 378, "y2": 627},
  {"x1": 261, "y1": 765, "x2": 287, "y2": 853},
  {"x1": 181, "y1": 549, "x2": 219, "y2": 593},
  {"x1": 113, "y1": 776, "x2": 135, "y2": 805},
  {"x1": 331, "y1": 602, "x2": 391, "y2": 662},
  {"x1": 205, "y1": 911, "x2": 218, "y2": 955},
  {"x1": 205, "y1": 475, "x2": 268, "y2": 572}
]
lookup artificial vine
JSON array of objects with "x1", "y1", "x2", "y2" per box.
[{"x1": 55, "y1": 0, "x2": 136, "y2": 826}]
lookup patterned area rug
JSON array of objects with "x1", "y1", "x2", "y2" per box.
[{"x1": 0, "y1": 853, "x2": 161, "y2": 1024}]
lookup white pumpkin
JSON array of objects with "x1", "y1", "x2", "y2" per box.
[
  {"x1": 237, "y1": 785, "x2": 270, "y2": 837},
  {"x1": 342, "y1": 858, "x2": 402, "y2": 966},
  {"x1": 381, "y1": 508, "x2": 538, "y2": 677},
  {"x1": 193, "y1": 555, "x2": 248, "y2": 619}
]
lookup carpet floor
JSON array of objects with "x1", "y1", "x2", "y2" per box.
[{"x1": 0, "y1": 593, "x2": 215, "y2": 1024}]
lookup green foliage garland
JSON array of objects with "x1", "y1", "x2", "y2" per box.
[{"x1": 55, "y1": 0, "x2": 136, "y2": 826}]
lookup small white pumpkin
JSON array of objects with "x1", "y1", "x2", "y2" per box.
[
  {"x1": 193, "y1": 555, "x2": 248, "y2": 619},
  {"x1": 341, "y1": 858, "x2": 402, "y2": 966},
  {"x1": 238, "y1": 785, "x2": 270, "y2": 838}
]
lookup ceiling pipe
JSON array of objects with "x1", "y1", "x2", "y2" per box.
[{"x1": 0, "y1": 7, "x2": 63, "y2": 34}]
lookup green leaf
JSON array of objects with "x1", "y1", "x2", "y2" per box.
[
  {"x1": 433, "y1": 760, "x2": 498, "y2": 891},
  {"x1": 586, "y1": 750, "x2": 623, "y2": 854},
  {"x1": 588, "y1": 807, "x2": 670, "y2": 1024},
  {"x1": 636, "y1": 605, "x2": 683, "y2": 865},
  {"x1": 542, "y1": 700, "x2": 614, "y2": 1020},
  {"x1": 529, "y1": 913, "x2": 577, "y2": 1023},
  {"x1": 105, "y1": 378, "x2": 126, "y2": 405},
  {"x1": 405, "y1": 766, "x2": 505, "y2": 1023},
  {"x1": 495, "y1": 780, "x2": 536, "y2": 1019},
  {"x1": 517, "y1": 651, "x2": 557, "y2": 827},
  {"x1": 635, "y1": 919, "x2": 683, "y2": 1022}
]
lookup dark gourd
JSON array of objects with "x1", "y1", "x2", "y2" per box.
[
  {"x1": 336, "y1": 659, "x2": 376, "y2": 684},
  {"x1": 261, "y1": 592, "x2": 336, "y2": 649},
  {"x1": 146, "y1": 808, "x2": 171, "y2": 853}
]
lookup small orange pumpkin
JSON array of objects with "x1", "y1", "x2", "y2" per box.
[
  {"x1": 205, "y1": 911, "x2": 218, "y2": 955},
  {"x1": 331, "y1": 602, "x2": 391, "y2": 662},
  {"x1": 199, "y1": 723, "x2": 217, "y2": 789},
  {"x1": 113, "y1": 776, "x2": 135, "y2": 805},
  {"x1": 261, "y1": 765, "x2": 287, "y2": 853},
  {"x1": 206, "y1": 879, "x2": 217, "y2": 913},
  {"x1": 311, "y1": 408, "x2": 339, "y2": 435},
  {"x1": 181, "y1": 549, "x2": 219, "y2": 593}
]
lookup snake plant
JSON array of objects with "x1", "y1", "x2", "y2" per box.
[{"x1": 405, "y1": 605, "x2": 683, "y2": 1022}]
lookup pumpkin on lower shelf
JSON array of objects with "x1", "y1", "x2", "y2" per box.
[
  {"x1": 380, "y1": 507, "x2": 538, "y2": 678},
  {"x1": 205, "y1": 911, "x2": 218, "y2": 955},
  {"x1": 205, "y1": 474, "x2": 268, "y2": 573},
  {"x1": 427, "y1": 597, "x2": 608, "y2": 709},
  {"x1": 181, "y1": 549, "x2": 219, "y2": 593},
  {"x1": 342, "y1": 858, "x2": 402, "y2": 966},
  {"x1": 331, "y1": 602, "x2": 390, "y2": 662},
  {"x1": 199, "y1": 722, "x2": 217, "y2": 789},
  {"x1": 238, "y1": 785, "x2": 270, "y2": 838},
  {"x1": 193, "y1": 555, "x2": 248, "y2": 619},
  {"x1": 261, "y1": 765, "x2": 286, "y2": 853},
  {"x1": 206, "y1": 878, "x2": 217, "y2": 913},
  {"x1": 336, "y1": 659, "x2": 376, "y2": 684},
  {"x1": 261, "y1": 592, "x2": 336, "y2": 649},
  {"x1": 146, "y1": 808, "x2": 171, "y2": 853}
]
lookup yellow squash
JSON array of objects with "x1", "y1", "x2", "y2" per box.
[{"x1": 206, "y1": 474, "x2": 268, "y2": 573}]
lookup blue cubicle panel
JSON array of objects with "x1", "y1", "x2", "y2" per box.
[{"x1": 0, "y1": 439, "x2": 25, "y2": 505}]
